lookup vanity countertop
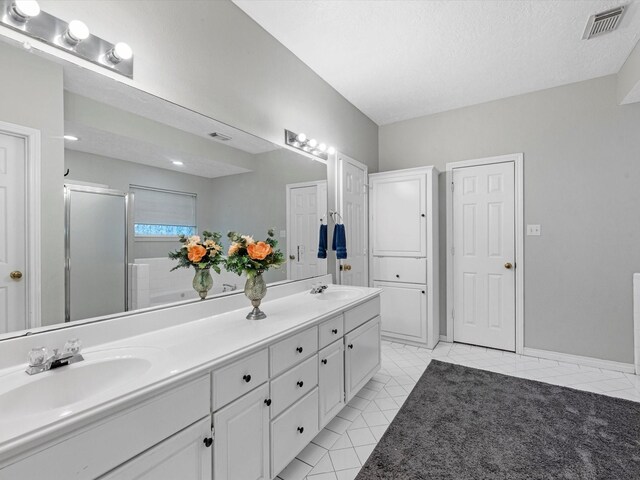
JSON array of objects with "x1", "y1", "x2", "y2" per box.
[{"x1": 0, "y1": 283, "x2": 381, "y2": 462}]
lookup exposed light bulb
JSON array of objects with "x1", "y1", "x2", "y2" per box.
[
  {"x1": 106, "y1": 42, "x2": 133, "y2": 64},
  {"x1": 296, "y1": 133, "x2": 307, "y2": 143},
  {"x1": 64, "y1": 20, "x2": 90, "y2": 45},
  {"x1": 327, "y1": 146, "x2": 336, "y2": 155},
  {"x1": 10, "y1": 0, "x2": 40, "y2": 22},
  {"x1": 308, "y1": 138, "x2": 318, "y2": 148},
  {"x1": 172, "y1": 160, "x2": 184, "y2": 166},
  {"x1": 318, "y1": 143, "x2": 327, "y2": 152},
  {"x1": 63, "y1": 135, "x2": 79, "y2": 141}
]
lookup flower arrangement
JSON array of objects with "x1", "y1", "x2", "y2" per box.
[
  {"x1": 224, "y1": 229, "x2": 286, "y2": 277},
  {"x1": 168, "y1": 231, "x2": 224, "y2": 273}
]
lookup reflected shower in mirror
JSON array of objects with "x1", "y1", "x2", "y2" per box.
[{"x1": 0, "y1": 38, "x2": 327, "y2": 337}]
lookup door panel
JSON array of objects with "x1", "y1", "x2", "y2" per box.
[
  {"x1": 453, "y1": 162, "x2": 515, "y2": 351},
  {"x1": 345, "y1": 317, "x2": 381, "y2": 401},
  {"x1": 318, "y1": 341, "x2": 344, "y2": 428},
  {"x1": 0, "y1": 132, "x2": 26, "y2": 333},
  {"x1": 375, "y1": 281, "x2": 426, "y2": 343}
]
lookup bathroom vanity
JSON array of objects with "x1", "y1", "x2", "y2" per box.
[{"x1": 0, "y1": 277, "x2": 381, "y2": 480}]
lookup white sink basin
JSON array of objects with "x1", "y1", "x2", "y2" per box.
[
  {"x1": 0, "y1": 347, "x2": 160, "y2": 420},
  {"x1": 314, "y1": 288, "x2": 361, "y2": 301}
]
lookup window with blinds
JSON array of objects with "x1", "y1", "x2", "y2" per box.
[{"x1": 130, "y1": 185, "x2": 197, "y2": 237}]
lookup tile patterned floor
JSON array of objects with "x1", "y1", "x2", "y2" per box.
[{"x1": 276, "y1": 340, "x2": 640, "y2": 480}]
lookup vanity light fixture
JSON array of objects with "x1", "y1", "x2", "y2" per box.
[
  {"x1": 285, "y1": 129, "x2": 335, "y2": 161},
  {"x1": 0, "y1": 0, "x2": 134, "y2": 77},
  {"x1": 171, "y1": 160, "x2": 184, "y2": 166},
  {"x1": 63, "y1": 135, "x2": 79, "y2": 141},
  {"x1": 63, "y1": 20, "x2": 90, "y2": 46},
  {"x1": 8, "y1": 0, "x2": 40, "y2": 22}
]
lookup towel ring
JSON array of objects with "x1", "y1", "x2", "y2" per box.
[{"x1": 329, "y1": 211, "x2": 343, "y2": 224}]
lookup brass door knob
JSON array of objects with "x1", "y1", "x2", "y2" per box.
[
  {"x1": 10, "y1": 271, "x2": 23, "y2": 280},
  {"x1": 289, "y1": 255, "x2": 296, "y2": 260},
  {"x1": 504, "y1": 262, "x2": 513, "y2": 270},
  {"x1": 344, "y1": 264, "x2": 352, "y2": 271}
]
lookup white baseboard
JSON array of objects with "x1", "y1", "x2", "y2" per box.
[
  {"x1": 523, "y1": 347, "x2": 635, "y2": 374},
  {"x1": 439, "y1": 335, "x2": 450, "y2": 343}
]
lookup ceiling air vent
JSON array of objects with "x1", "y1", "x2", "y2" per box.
[
  {"x1": 583, "y1": 6, "x2": 626, "y2": 39},
  {"x1": 208, "y1": 132, "x2": 232, "y2": 141}
]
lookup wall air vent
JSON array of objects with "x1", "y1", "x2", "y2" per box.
[
  {"x1": 208, "y1": 132, "x2": 232, "y2": 141},
  {"x1": 583, "y1": 6, "x2": 626, "y2": 39}
]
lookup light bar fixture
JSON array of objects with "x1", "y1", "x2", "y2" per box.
[
  {"x1": 0, "y1": 0, "x2": 134, "y2": 77},
  {"x1": 285, "y1": 129, "x2": 335, "y2": 161}
]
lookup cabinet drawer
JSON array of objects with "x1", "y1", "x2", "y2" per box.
[
  {"x1": 270, "y1": 388, "x2": 319, "y2": 477},
  {"x1": 373, "y1": 256, "x2": 427, "y2": 284},
  {"x1": 212, "y1": 348, "x2": 269, "y2": 411},
  {"x1": 318, "y1": 314, "x2": 344, "y2": 349},
  {"x1": 270, "y1": 354, "x2": 318, "y2": 417},
  {"x1": 2, "y1": 376, "x2": 210, "y2": 480},
  {"x1": 270, "y1": 326, "x2": 318, "y2": 376},
  {"x1": 344, "y1": 296, "x2": 380, "y2": 333}
]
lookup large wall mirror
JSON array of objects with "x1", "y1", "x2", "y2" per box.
[{"x1": 0, "y1": 38, "x2": 327, "y2": 339}]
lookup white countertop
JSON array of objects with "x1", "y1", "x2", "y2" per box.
[{"x1": 0, "y1": 283, "x2": 381, "y2": 463}]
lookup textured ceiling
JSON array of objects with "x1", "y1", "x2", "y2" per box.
[{"x1": 234, "y1": 0, "x2": 640, "y2": 125}]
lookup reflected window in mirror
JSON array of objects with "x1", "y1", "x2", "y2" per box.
[{"x1": 131, "y1": 185, "x2": 197, "y2": 239}]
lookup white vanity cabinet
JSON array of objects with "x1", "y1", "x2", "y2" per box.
[
  {"x1": 345, "y1": 316, "x2": 381, "y2": 402},
  {"x1": 318, "y1": 339, "x2": 345, "y2": 428},
  {"x1": 369, "y1": 167, "x2": 439, "y2": 349}
]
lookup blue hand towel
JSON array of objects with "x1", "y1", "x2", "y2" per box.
[
  {"x1": 332, "y1": 224, "x2": 348, "y2": 260},
  {"x1": 317, "y1": 224, "x2": 328, "y2": 259}
]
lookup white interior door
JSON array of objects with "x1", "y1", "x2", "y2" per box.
[
  {"x1": 453, "y1": 161, "x2": 516, "y2": 351},
  {"x1": 287, "y1": 182, "x2": 327, "y2": 280},
  {"x1": 337, "y1": 153, "x2": 368, "y2": 286},
  {"x1": 0, "y1": 132, "x2": 26, "y2": 334}
]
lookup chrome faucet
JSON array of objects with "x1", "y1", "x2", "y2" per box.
[
  {"x1": 26, "y1": 338, "x2": 84, "y2": 375},
  {"x1": 223, "y1": 283, "x2": 237, "y2": 292},
  {"x1": 310, "y1": 284, "x2": 328, "y2": 294}
]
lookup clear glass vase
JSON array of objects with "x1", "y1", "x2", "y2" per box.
[
  {"x1": 244, "y1": 271, "x2": 267, "y2": 320},
  {"x1": 192, "y1": 268, "x2": 213, "y2": 300}
]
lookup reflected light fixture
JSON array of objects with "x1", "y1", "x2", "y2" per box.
[
  {"x1": 63, "y1": 19, "x2": 89, "y2": 46},
  {"x1": 9, "y1": 0, "x2": 40, "y2": 22},
  {"x1": 172, "y1": 160, "x2": 184, "y2": 166},
  {"x1": 285, "y1": 129, "x2": 334, "y2": 161},
  {"x1": 63, "y1": 134, "x2": 79, "y2": 141},
  {"x1": 106, "y1": 42, "x2": 133, "y2": 64}
]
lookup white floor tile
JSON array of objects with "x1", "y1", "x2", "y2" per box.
[
  {"x1": 328, "y1": 447, "x2": 361, "y2": 471},
  {"x1": 297, "y1": 442, "x2": 328, "y2": 467},
  {"x1": 347, "y1": 427, "x2": 377, "y2": 446}
]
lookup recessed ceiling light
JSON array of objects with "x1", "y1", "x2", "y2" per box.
[
  {"x1": 172, "y1": 160, "x2": 184, "y2": 166},
  {"x1": 63, "y1": 135, "x2": 79, "y2": 141}
]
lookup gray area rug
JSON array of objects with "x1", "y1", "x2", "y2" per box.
[{"x1": 356, "y1": 360, "x2": 640, "y2": 479}]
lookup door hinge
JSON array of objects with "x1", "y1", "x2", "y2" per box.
[
  {"x1": 451, "y1": 182, "x2": 454, "y2": 192},
  {"x1": 211, "y1": 427, "x2": 215, "y2": 440},
  {"x1": 451, "y1": 247, "x2": 455, "y2": 256},
  {"x1": 451, "y1": 309, "x2": 455, "y2": 320}
]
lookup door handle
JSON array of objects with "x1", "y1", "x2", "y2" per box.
[
  {"x1": 10, "y1": 271, "x2": 23, "y2": 280},
  {"x1": 297, "y1": 246, "x2": 300, "y2": 262},
  {"x1": 504, "y1": 262, "x2": 513, "y2": 270},
  {"x1": 289, "y1": 255, "x2": 296, "y2": 260}
]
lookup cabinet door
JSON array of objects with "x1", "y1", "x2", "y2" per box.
[
  {"x1": 318, "y1": 341, "x2": 344, "y2": 428},
  {"x1": 100, "y1": 417, "x2": 212, "y2": 480},
  {"x1": 374, "y1": 281, "x2": 427, "y2": 344},
  {"x1": 345, "y1": 317, "x2": 381, "y2": 402},
  {"x1": 213, "y1": 383, "x2": 270, "y2": 480},
  {"x1": 371, "y1": 174, "x2": 426, "y2": 257}
]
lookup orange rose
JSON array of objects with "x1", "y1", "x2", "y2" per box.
[
  {"x1": 187, "y1": 244, "x2": 207, "y2": 263},
  {"x1": 247, "y1": 241, "x2": 272, "y2": 260},
  {"x1": 228, "y1": 242, "x2": 240, "y2": 256}
]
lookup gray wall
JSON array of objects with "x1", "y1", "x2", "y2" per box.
[
  {"x1": 0, "y1": 42, "x2": 65, "y2": 326},
  {"x1": 41, "y1": 0, "x2": 379, "y2": 171},
  {"x1": 379, "y1": 75, "x2": 640, "y2": 364}
]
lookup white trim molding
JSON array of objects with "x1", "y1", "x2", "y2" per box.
[
  {"x1": 445, "y1": 153, "x2": 524, "y2": 354},
  {"x1": 523, "y1": 347, "x2": 635, "y2": 374},
  {"x1": 634, "y1": 273, "x2": 640, "y2": 374},
  {"x1": 0, "y1": 120, "x2": 42, "y2": 329}
]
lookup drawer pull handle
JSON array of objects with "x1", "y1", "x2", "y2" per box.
[
  {"x1": 348, "y1": 344, "x2": 354, "y2": 349},
  {"x1": 297, "y1": 426, "x2": 304, "y2": 434},
  {"x1": 243, "y1": 374, "x2": 252, "y2": 383},
  {"x1": 422, "y1": 290, "x2": 425, "y2": 294},
  {"x1": 332, "y1": 328, "x2": 338, "y2": 334},
  {"x1": 395, "y1": 274, "x2": 400, "y2": 278},
  {"x1": 296, "y1": 346, "x2": 303, "y2": 353},
  {"x1": 297, "y1": 380, "x2": 304, "y2": 388},
  {"x1": 321, "y1": 359, "x2": 327, "y2": 365},
  {"x1": 203, "y1": 437, "x2": 213, "y2": 448},
  {"x1": 264, "y1": 398, "x2": 272, "y2": 406}
]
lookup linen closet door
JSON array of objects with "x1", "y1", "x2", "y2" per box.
[{"x1": 452, "y1": 162, "x2": 515, "y2": 351}]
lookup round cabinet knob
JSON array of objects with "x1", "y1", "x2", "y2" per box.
[
  {"x1": 10, "y1": 271, "x2": 22, "y2": 280},
  {"x1": 504, "y1": 262, "x2": 513, "y2": 270},
  {"x1": 296, "y1": 346, "x2": 303, "y2": 353},
  {"x1": 321, "y1": 359, "x2": 327, "y2": 365},
  {"x1": 332, "y1": 328, "x2": 338, "y2": 334},
  {"x1": 203, "y1": 437, "x2": 213, "y2": 448},
  {"x1": 297, "y1": 426, "x2": 304, "y2": 434},
  {"x1": 348, "y1": 344, "x2": 354, "y2": 349},
  {"x1": 264, "y1": 398, "x2": 272, "y2": 406},
  {"x1": 421, "y1": 213, "x2": 426, "y2": 217},
  {"x1": 243, "y1": 374, "x2": 252, "y2": 383},
  {"x1": 297, "y1": 380, "x2": 304, "y2": 388},
  {"x1": 395, "y1": 274, "x2": 400, "y2": 278}
]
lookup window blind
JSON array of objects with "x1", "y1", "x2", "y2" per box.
[{"x1": 131, "y1": 186, "x2": 196, "y2": 235}]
